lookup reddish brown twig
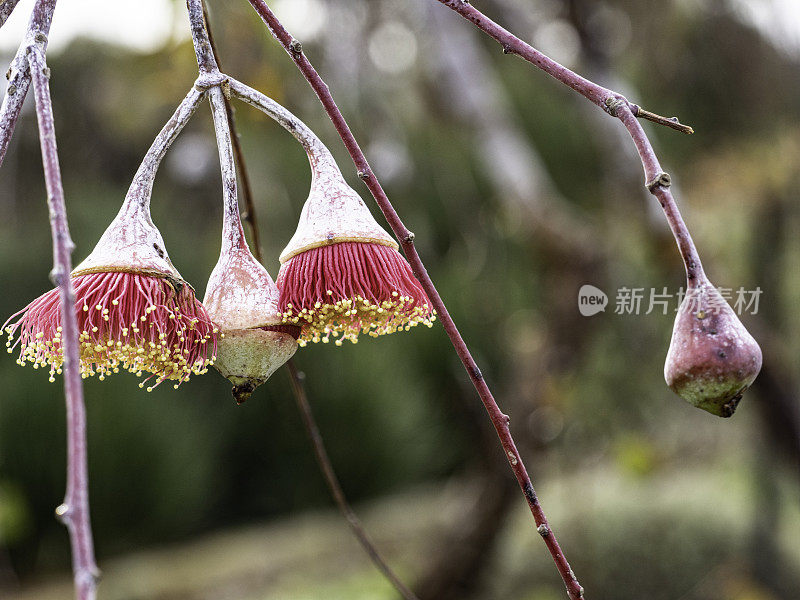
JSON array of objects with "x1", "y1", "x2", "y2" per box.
[
  {"x1": 430, "y1": 1, "x2": 702, "y2": 283},
  {"x1": 188, "y1": 3, "x2": 419, "y2": 598},
  {"x1": 287, "y1": 361, "x2": 420, "y2": 600},
  {"x1": 244, "y1": 1, "x2": 585, "y2": 598},
  {"x1": 433, "y1": 0, "x2": 692, "y2": 135},
  {"x1": 26, "y1": 11, "x2": 99, "y2": 600}
]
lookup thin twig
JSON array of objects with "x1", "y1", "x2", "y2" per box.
[
  {"x1": 287, "y1": 361, "x2": 421, "y2": 600},
  {"x1": 27, "y1": 27, "x2": 99, "y2": 600},
  {"x1": 0, "y1": 0, "x2": 56, "y2": 168},
  {"x1": 243, "y1": 1, "x2": 585, "y2": 599},
  {"x1": 632, "y1": 104, "x2": 694, "y2": 135},
  {"x1": 0, "y1": 0, "x2": 22, "y2": 29},
  {"x1": 202, "y1": 1, "x2": 264, "y2": 262},
  {"x1": 434, "y1": 0, "x2": 692, "y2": 134},
  {"x1": 187, "y1": 3, "x2": 419, "y2": 598},
  {"x1": 432, "y1": 0, "x2": 703, "y2": 281}
]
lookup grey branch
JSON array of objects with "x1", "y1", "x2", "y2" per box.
[
  {"x1": 27, "y1": 29, "x2": 99, "y2": 600},
  {"x1": 0, "y1": 0, "x2": 22, "y2": 29},
  {"x1": 0, "y1": 0, "x2": 56, "y2": 168}
]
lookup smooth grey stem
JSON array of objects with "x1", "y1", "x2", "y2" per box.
[
  {"x1": 124, "y1": 86, "x2": 206, "y2": 211},
  {"x1": 208, "y1": 86, "x2": 246, "y2": 251},
  {"x1": 0, "y1": 0, "x2": 56, "y2": 169},
  {"x1": 0, "y1": 0, "x2": 22, "y2": 29},
  {"x1": 227, "y1": 77, "x2": 336, "y2": 176},
  {"x1": 28, "y1": 42, "x2": 98, "y2": 600}
]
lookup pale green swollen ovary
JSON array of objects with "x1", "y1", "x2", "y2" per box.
[
  {"x1": 213, "y1": 328, "x2": 297, "y2": 387},
  {"x1": 669, "y1": 373, "x2": 748, "y2": 413}
]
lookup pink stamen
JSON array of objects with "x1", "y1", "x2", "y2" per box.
[
  {"x1": 3, "y1": 272, "x2": 218, "y2": 387},
  {"x1": 277, "y1": 241, "x2": 435, "y2": 345}
]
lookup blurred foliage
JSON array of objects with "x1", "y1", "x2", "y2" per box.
[{"x1": 0, "y1": 0, "x2": 799, "y2": 598}]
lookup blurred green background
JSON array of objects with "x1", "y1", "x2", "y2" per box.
[{"x1": 0, "y1": 0, "x2": 799, "y2": 598}]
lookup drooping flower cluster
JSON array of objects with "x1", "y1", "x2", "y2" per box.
[
  {"x1": 3, "y1": 84, "x2": 437, "y2": 397},
  {"x1": 277, "y1": 159, "x2": 435, "y2": 346},
  {"x1": 279, "y1": 242, "x2": 433, "y2": 346}
]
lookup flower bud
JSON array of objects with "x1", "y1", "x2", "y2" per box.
[{"x1": 204, "y1": 239, "x2": 298, "y2": 404}]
